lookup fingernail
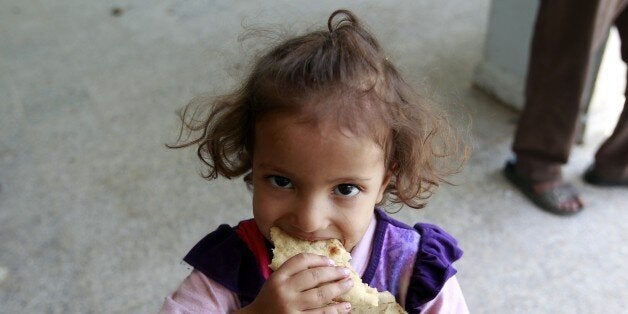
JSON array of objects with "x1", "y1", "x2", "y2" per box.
[
  {"x1": 341, "y1": 267, "x2": 351, "y2": 276},
  {"x1": 344, "y1": 302, "x2": 352, "y2": 311},
  {"x1": 327, "y1": 258, "x2": 336, "y2": 266},
  {"x1": 344, "y1": 278, "x2": 354, "y2": 287}
]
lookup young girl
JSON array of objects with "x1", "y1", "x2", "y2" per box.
[{"x1": 162, "y1": 9, "x2": 468, "y2": 313}]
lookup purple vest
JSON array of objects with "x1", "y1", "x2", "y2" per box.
[{"x1": 183, "y1": 209, "x2": 462, "y2": 313}]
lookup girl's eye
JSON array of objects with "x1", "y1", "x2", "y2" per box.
[
  {"x1": 269, "y1": 176, "x2": 293, "y2": 188},
  {"x1": 333, "y1": 184, "x2": 360, "y2": 197}
]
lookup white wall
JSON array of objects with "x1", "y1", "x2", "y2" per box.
[{"x1": 473, "y1": 0, "x2": 539, "y2": 110}]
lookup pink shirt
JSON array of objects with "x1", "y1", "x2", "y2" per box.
[{"x1": 160, "y1": 216, "x2": 468, "y2": 313}]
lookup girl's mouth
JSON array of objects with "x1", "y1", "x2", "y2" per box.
[{"x1": 282, "y1": 229, "x2": 336, "y2": 243}]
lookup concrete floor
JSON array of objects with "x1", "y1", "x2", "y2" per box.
[{"x1": 1, "y1": 1, "x2": 626, "y2": 313}]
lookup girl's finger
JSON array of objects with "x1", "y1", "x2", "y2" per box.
[
  {"x1": 299, "y1": 276, "x2": 354, "y2": 310},
  {"x1": 307, "y1": 301, "x2": 352, "y2": 314},
  {"x1": 290, "y1": 266, "x2": 351, "y2": 292},
  {"x1": 274, "y1": 253, "x2": 335, "y2": 277}
]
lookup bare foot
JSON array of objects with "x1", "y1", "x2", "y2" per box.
[
  {"x1": 533, "y1": 181, "x2": 584, "y2": 213},
  {"x1": 504, "y1": 161, "x2": 585, "y2": 216}
]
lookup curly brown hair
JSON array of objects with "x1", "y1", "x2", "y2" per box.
[{"x1": 169, "y1": 9, "x2": 467, "y2": 209}]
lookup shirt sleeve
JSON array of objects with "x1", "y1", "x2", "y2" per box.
[
  {"x1": 159, "y1": 270, "x2": 240, "y2": 313},
  {"x1": 419, "y1": 276, "x2": 469, "y2": 314}
]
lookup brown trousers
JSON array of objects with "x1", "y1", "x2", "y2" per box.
[{"x1": 513, "y1": 0, "x2": 628, "y2": 182}]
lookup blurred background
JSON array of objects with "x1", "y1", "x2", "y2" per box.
[{"x1": 0, "y1": 0, "x2": 626, "y2": 313}]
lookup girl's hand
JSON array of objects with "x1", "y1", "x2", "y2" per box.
[{"x1": 237, "y1": 253, "x2": 354, "y2": 313}]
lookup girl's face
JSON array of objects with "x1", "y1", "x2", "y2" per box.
[{"x1": 251, "y1": 113, "x2": 391, "y2": 252}]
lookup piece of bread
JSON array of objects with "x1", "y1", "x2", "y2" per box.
[
  {"x1": 351, "y1": 291, "x2": 407, "y2": 313},
  {"x1": 269, "y1": 227, "x2": 407, "y2": 313}
]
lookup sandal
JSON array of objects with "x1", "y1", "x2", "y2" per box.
[
  {"x1": 503, "y1": 161, "x2": 584, "y2": 216},
  {"x1": 583, "y1": 165, "x2": 628, "y2": 187}
]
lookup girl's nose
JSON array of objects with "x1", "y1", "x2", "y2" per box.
[{"x1": 293, "y1": 196, "x2": 327, "y2": 233}]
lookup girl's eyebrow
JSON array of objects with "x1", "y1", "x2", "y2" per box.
[
  {"x1": 258, "y1": 163, "x2": 372, "y2": 182},
  {"x1": 327, "y1": 176, "x2": 373, "y2": 184},
  {"x1": 257, "y1": 163, "x2": 292, "y2": 175},
  {"x1": 257, "y1": 162, "x2": 373, "y2": 181}
]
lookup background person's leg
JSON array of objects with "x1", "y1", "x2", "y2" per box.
[
  {"x1": 506, "y1": 0, "x2": 626, "y2": 213},
  {"x1": 589, "y1": 4, "x2": 628, "y2": 183},
  {"x1": 513, "y1": 0, "x2": 613, "y2": 183}
]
